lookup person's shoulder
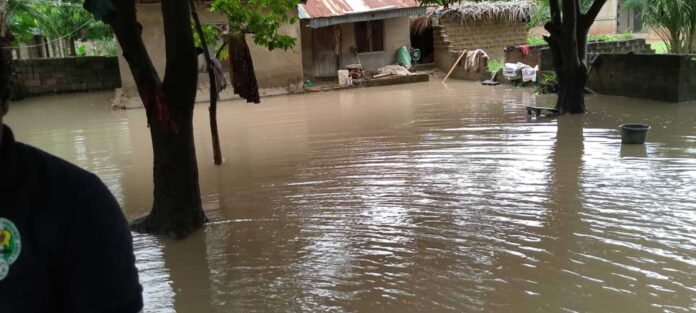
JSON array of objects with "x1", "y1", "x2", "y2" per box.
[{"x1": 15, "y1": 142, "x2": 103, "y2": 191}]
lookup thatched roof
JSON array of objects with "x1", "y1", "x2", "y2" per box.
[{"x1": 411, "y1": 1, "x2": 537, "y2": 33}]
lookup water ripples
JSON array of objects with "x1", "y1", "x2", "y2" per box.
[{"x1": 6, "y1": 83, "x2": 696, "y2": 312}]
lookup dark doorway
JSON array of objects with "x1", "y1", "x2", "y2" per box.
[{"x1": 410, "y1": 26, "x2": 434, "y2": 64}]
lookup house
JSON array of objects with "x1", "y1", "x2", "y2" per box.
[
  {"x1": 411, "y1": 2, "x2": 534, "y2": 80},
  {"x1": 116, "y1": 0, "x2": 305, "y2": 108},
  {"x1": 298, "y1": 0, "x2": 426, "y2": 80},
  {"x1": 589, "y1": 0, "x2": 644, "y2": 35},
  {"x1": 115, "y1": 0, "x2": 425, "y2": 108}
]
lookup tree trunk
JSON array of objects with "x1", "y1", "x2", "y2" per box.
[
  {"x1": 555, "y1": 69, "x2": 587, "y2": 114},
  {"x1": 69, "y1": 38, "x2": 77, "y2": 56},
  {"x1": 544, "y1": 0, "x2": 606, "y2": 115},
  {"x1": 190, "y1": 0, "x2": 223, "y2": 165},
  {"x1": 104, "y1": 0, "x2": 206, "y2": 238}
]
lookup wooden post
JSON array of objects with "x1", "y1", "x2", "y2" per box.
[
  {"x1": 442, "y1": 49, "x2": 467, "y2": 84},
  {"x1": 190, "y1": 0, "x2": 223, "y2": 165}
]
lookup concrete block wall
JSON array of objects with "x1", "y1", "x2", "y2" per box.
[
  {"x1": 505, "y1": 39, "x2": 655, "y2": 71},
  {"x1": 588, "y1": 54, "x2": 696, "y2": 103},
  {"x1": 13, "y1": 57, "x2": 120, "y2": 97}
]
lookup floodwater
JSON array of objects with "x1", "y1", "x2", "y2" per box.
[{"x1": 6, "y1": 81, "x2": 696, "y2": 312}]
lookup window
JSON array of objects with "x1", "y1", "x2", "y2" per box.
[{"x1": 355, "y1": 20, "x2": 384, "y2": 53}]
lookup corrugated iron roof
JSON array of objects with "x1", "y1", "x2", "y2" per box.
[
  {"x1": 298, "y1": 0, "x2": 424, "y2": 28},
  {"x1": 298, "y1": 0, "x2": 420, "y2": 19}
]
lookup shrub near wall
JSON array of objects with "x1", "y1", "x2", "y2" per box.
[{"x1": 12, "y1": 56, "x2": 121, "y2": 98}]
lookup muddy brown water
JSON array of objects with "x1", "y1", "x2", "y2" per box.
[{"x1": 6, "y1": 81, "x2": 696, "y2": 312}]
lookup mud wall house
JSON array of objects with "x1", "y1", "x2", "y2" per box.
[
  {"x1": 425, "y1": 1, "x2": 534, "y2": 80},
  {"x1": 115, "y1": 0, "x2": 304, "y2": 108},
  {"x1": 297, "y1": 0, "x2": 425, "y2": 80}
]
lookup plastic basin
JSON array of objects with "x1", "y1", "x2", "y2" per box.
[{"x1": 620, "y1": 124, "x2": 650, "y2": 144}]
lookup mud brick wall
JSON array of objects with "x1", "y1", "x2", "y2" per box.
[
  {"x1": 435, "y1": 18, "x2": 527, "y2": 59},
  {"x1": 433, "y1": 18, "x2": 527, "y2": 81},
  {"x1": 12, "y1": 57, "x2": 121, "y2": 97}
]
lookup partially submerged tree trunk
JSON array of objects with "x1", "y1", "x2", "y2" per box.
[
  {"x1": 90, "y1": 0, "x2": 206, "y2": 238},
  {"x1": 190, "y1": 0, "x2": 223, "y2": 165},
  {"x1": 544, "y1": 0, "x2": 606, "y2": 114}
]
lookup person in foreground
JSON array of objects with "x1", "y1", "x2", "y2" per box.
[{"x1": 0, "y1": 33, "x2": 143, "y2": 312}]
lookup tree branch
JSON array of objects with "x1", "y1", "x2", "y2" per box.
[
  {"x1": 562, "y1": 0, "x2": 577, "y2": 35},
  {"x1": 583, "y1": 0, "x2": 607, "y2": 27},
  {"x1": 549, "y1": 0, "x2": 562, "y2": 27},
  {"x1": 105, "y1": 0, "x2": 162, "y2": 124},
  {"x1": 161, "y1": 0, "x2": 197, "y2": 112}
]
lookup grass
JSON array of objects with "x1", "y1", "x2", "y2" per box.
[
  {"x1": 526, "y1": 36, "x2": 546, "y2": 46},
  {"x1": 588, "y1": 32, "x2": 633, "y2": 42},
  {"x1": 487, "y1": 58, "x2": 504, "y2": 73},
  {"x1": 650, "y1": 41, "x2": 669, "y2": 54}
]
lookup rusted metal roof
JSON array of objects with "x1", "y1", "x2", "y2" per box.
[{"x1": 298, "y1": 0, "x2": 425, "y2": 28}]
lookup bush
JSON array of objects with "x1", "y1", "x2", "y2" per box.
[
  {"x1": 526, "y1": 36, "x2": 546, "y2": 46},
  {"x1": 487, "y1": 58, "x2": 504, "y2": 73}
]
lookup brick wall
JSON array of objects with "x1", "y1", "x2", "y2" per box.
[
  {"x1": 433, "y1": 17, "x2": 527, "y2": 81},
  {"x1": 436, "y1": 18, "x2": 527, "y2": 59},
  {"x1": 12, "y1": 57, "x2": 121, "y2": 98}
]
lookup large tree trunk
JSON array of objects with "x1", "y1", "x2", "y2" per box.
[
  {"x1": 544, "y1": 0, "x2": 606, "y2": 115},
  {"x1": 99, "y1": 0, "x2": 206, "y2": 238}
]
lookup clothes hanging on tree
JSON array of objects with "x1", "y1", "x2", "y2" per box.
[
  {"x1": 212, "y1": 58, "x2": 227, "y2": 93},
  {"x1": 229, "y1": 34, "x2": 260, "y2": 103}
]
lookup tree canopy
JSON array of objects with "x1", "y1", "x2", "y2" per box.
[
  {"x1": 6, "y1": 0, "x2": 112, "y2": 46},
  {"x1": 210, "y1": 0, "x2": 299, "y2": 51},
  {"x1": 624, "y1": 0, "x2": 696, "y2": 54}
]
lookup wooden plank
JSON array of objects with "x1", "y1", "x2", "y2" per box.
[{"x1": 442, "y1": 50, "x2": 467, "y2": 84}]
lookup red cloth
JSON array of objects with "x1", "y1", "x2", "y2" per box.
[{"x1": 519, "y1": 45, "x2": 530, "y2": 57}]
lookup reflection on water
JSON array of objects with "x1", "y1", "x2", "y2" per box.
[{"x1": 6, "y1": 82, "x2": 696, "y2": 312}]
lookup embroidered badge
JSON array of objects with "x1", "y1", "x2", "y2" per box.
[{"x1": 0, "y1": 218, "x2": 21, "y2": 281}]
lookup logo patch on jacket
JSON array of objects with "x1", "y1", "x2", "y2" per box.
[{"x1": 0, "y1": 218, "x2": 21, "y2": 281}]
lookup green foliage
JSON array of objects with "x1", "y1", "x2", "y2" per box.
[
  {"x1": 588, "y1": 32, "x2": 634, "y2": 42},
  {"x1": 210, "y1": 0, "x2": 300, "y2": 51},
  {"x1": 487, "y1": 58, "x2": 504, "y2": 73},
  {"x1": 193, "y1": 24, "x2": 219, "y2": 48},
  {"x1": 623, "y1": 0, "x2": 696, "y2": 54},
  {"x1": 535, "y1": 71, "x2": 557, "y2": 94},
  {"x1": 418, "y1": 0, "x2": 453, "y2": 7},
  {"x1": 651, "y1": 41, "x2": 668, "y2": 54},
  {"x1": 6, "y1": 0, "x2": 112, "y2": 46},
  {"x1": 8, "y1": 9, "x2": 36, "y2": 44},
  {"x1": 77, "y1": 44, "x2": 87, "y2": 56},
  {"x1": 527, "y1": 0, "x2": 594, "y2": 30},
  {"x1": 526, "y1": 35, "x2": 546, "y2": 46}
]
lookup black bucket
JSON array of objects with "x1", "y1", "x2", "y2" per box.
[{"x1": 620, "y1": 124, "x2": 650, "y2": 144}]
